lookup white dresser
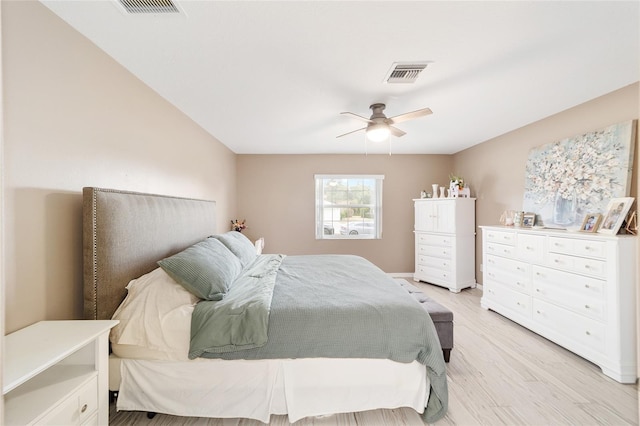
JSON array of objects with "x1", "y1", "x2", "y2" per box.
[
  {"x1": 3, "y1": 320, "x2": 118, "y2": 425},
  {"x1": 413, "y1": 198, "x2": 476, "y2": 292},
  {"x1": 480, "y1": 226, "x2": 637, "y2": 383}
]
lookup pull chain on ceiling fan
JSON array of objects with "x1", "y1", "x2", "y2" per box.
[{"x1": 337, "y1": 103, "x2": 433, "y2": 142}]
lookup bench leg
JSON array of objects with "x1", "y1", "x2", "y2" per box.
[{"x1": 442, "y1": 349, "x2": 451, "y2": 363}]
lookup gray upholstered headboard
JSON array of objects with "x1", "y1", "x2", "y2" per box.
[{"x1": 83, "y1": 187, "x2": 217, "y2": 320}]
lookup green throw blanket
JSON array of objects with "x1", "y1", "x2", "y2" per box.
[{"x1": 190, "y1": 254, "x2": 448, "y2": 423}]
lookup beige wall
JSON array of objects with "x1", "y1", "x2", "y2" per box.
[
  {"x1": 2, "y1": 1, "x2": 237, "y2": 333},
  {"x1": 453, "y1": 83, "x2": 639, "y2": 284},
  {"x1": 237, "y1": 154, "x2": 452, "y2": 273}
]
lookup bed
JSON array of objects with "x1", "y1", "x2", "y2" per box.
[{"x1": 82, "y1": 187, "x2": 448, "y2": 423}]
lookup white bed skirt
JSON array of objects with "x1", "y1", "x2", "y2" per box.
[{"x1": 110, "y1": 356, "x2": 429, "y2": 423}]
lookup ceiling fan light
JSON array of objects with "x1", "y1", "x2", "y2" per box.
[{"x1": 366, "y1": 123, "x2": 390, "y2": 142}]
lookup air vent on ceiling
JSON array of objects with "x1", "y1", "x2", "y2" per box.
[
  {"x1": 118, "y1": 0, "x2": 179, "y2": 14},
  {"x1": 384, "y1": 62, "x2": 430, "y2": 84}
]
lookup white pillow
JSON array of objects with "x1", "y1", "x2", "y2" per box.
[
  {"x1": 255, "y1": 237, "x2": 265, "y2": 255},
  {"x1": 110, "y1": 267, "x2": 199, "y2": 360}
]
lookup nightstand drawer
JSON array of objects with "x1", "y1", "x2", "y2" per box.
[{"x1": 35, "y1": 375, "x2": 97, "y2": 426}]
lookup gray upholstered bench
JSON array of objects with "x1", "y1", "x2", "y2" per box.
[{"x1": 398, "y1": 280, "x2": 454, "y2": 362}]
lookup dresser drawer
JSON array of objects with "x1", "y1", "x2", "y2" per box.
[
  {"x1": 417, "y1": 244, "x2": 452, "y2": 259},
  {"x1": 548, "y1": 236, "x2": 606, "y2": 260},
  {"x1": 417, "y1": 255, "x2": 452, "y2": 271},
  {"x1": 486, "y1": 242, "x2": 516, "y2": 258},
  {"x1": 415, "y1": 265, "x2": 453, "y2": 284},
  {"x1": 532, "y1": 299, "x2": 604, "y2": 354},
  {"x1": 485, "y1": 261, "x2": 531, "y2": 293},
  {"x1": 484, "y1": 282, "x2": 531, "y2": 317},
  {"x1": 35, "y1": 375, "x2": 98, "y2": 425},
  {"x1": 485, "y1": 230, "x2": 516, "y2": 246},
  {"x1": 486, "y1": 255, "x2": 530, "y2": 278},
  {"x1": 532, "y1": 280, "x2": 604, "y2": 321},
  {"x1": 547, "y1": 253, "x2": 606, "y2": 279},
  {"x1": 516, "y1": 234, "x2": 545, "y2": 263},
  {"x1": 532, "y1": 265, "x2": 604, "y2": 298},
  {"x1": 417, "y1": 233, "x2": 452, "y2": 246}
]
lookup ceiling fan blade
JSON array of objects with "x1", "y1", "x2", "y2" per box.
[
  {"x1": 389, "y1": 126, "x2": 406, "y2": 138},
  {"x1": 336, "y1": 127, "x2": 367, "y2": 138},
  {"x1": 340, "y1": 112, "x2": 373, "y2": 124},
  {"x1": 387, "y1": 107, "x2": 433, "y2": 125}
]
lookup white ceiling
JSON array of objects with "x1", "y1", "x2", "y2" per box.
[{"x1": 40, "y1": 1, "x2": 639, "y2": 155}]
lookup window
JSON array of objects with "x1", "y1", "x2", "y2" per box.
[{"x1": 315, "y1": 174, "x2": 384, "y2": 239}]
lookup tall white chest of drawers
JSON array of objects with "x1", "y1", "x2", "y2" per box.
[
  {"x1": 413, "y1": 198, "x2": 476, "y2": 292},
  {"x1": 480, "y1": 226, "x2": 637, "y2": 383}
]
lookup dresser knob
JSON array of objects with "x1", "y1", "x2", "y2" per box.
[
  {"x1": 584, "y1": 284, "x2": 590, "y2": 288},
  {"x1": 536, "y1": 310, "x2": 541, "y2": 314},
  {"x1": 584, "y1": 265, "x2": 590, "y2": 269},
  {"x1": 585, "y1": 331, "x2": 591, "y2": 336},
  {"x1": 585, "y1": 305, "x2": 590, "y2": 309},
  {"x1": 81, "y1": 404, "x2": 88, "y2": 413}
]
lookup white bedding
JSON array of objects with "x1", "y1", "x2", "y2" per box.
[
  {"x1": 111, "y1": 355, "x2": 428, "y2": 423},
  {"x1": 110, "y1": 266, "x2": 430, "y2": 423}
]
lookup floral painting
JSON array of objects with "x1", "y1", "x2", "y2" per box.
[{"x1": 523, "y1": 120, "x2": 636, "y2": 229}]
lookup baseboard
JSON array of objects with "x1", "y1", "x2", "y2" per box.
[{"x1": 387, "y1": 272, "x2": 414, "y2": 279}]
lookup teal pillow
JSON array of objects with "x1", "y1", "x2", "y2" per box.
[
  {"x1": 212, "y1": 231, "x2": 257, "y2": 268},
  {"x1": 158, "y1": 237, "x2": 241, "y2": 300}
]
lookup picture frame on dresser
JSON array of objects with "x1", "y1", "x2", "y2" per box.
[
  {"x1": 580, "y1": 213, "x2": 602, "y2": 233},
  {"x1": 522, "y1": 213, "x2": 535, "y2": 228},
  {"x1": 598, "y1": 197, "x2": 634, "y2": 235}
]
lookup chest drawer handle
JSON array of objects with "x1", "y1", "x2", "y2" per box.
[{"x1": 81, "y1": 404, "x2": 88, "y2": 413}]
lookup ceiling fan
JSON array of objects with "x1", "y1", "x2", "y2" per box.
[{"x1": 337, "y1": 103, "x2": 433, "y2": 142}]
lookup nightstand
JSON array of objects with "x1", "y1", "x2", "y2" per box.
[{"x1": 3, "y1": 320, "x2": 118, "y2": 425}]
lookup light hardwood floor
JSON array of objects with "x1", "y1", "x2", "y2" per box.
[{"x1": 110, "y1": 282, "x2": 639, "y2": 425}]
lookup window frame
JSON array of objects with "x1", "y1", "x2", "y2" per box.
[{"x1": 314, "y1": 174, "x2": 384, "y2": 240}]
